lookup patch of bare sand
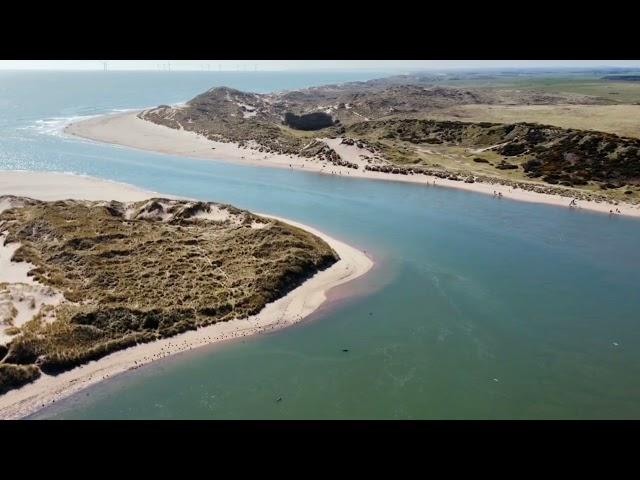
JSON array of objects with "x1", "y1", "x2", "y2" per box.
[
  {"x1": 64, "y1": 113, "x2": 640, "y2": 217},
  {"x1": 0, "y1": 171, "x2": 373, "y2": 419}
]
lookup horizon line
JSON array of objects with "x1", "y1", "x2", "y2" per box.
[{"x1": 0, "y1": 65, "x2": 638, "y2": 72}]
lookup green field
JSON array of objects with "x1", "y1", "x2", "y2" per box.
[
  {"x1": 428, "y1": 74, "x2": 640, "y2": 104},
  {"x1": 429, "y1": 104, "x2": 640, "y2": 139}
]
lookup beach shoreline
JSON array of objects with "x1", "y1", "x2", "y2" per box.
[
  {"x1": 64, "y1": 111, "x2": 640, "y2": 218},
  {"x1": 0, "y1": 171, "x2": 373, "y2": 419}
]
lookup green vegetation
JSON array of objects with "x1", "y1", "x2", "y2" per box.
[
  {"x1": 416, "y1": 73, "x2": 640, "y2": 104},
  {"x1": 486, "y1": 78, "x2": 640, "y2": 104},
  {"x1": 427, "y1": 105, "x2": 640, "y2": 139},
  {"x1": 347, "y1": 119, "x2": 640, "y2": 202},
  {"x1": 140, "y1": 74, "x2": 640, "y2": 204},
  {"x1": 284, "y1": 112, "x2": 336, "y2": 130},
  {"x1": 0, "y1": 197, "x2": 338, "y2": 391},
  {"x1": 140, "y1": 87, "x2": 343, "y2": 157},
  {"x1": 0, "y1": 364, "x2": 41, "y2": 395}
]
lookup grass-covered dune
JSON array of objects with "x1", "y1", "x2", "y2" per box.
[
  {"x1": 138, "y1": 79, "x2": 640, "y2": 202},
  {"x1": 0, "y1": 196, "x2": 338, "y2": 392},
  {"x1": 347, "y1": 118, "x2": 640, "y2": 199}
]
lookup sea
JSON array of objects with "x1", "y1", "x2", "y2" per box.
[{"x1": 0, "y1": 70, "x2": 639, "y2": 419}]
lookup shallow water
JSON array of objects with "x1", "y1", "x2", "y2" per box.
[{"x1": 1, "y1": 71, "x2": 639, "y2": 419}]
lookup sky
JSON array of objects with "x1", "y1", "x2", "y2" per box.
[{"x1": 0, "y1": 60, "x2": 639, "y2": 72}]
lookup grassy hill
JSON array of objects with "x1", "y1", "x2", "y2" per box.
[
  {"x1": 0, "y1": 197, "x2": 338, "y2": 393},
  {"x1": 139, "y1": 75, "x2": 640, "y2": 202}
]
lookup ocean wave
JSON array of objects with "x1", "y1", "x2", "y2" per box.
[
  {"x1": 22, "y1": 115, "x2": 100, "y2": 137},
  {"x1": 22, "y1": 105, "x2": 159, "y2": 138}
]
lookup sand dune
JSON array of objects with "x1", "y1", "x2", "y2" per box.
[
  {"x1": 0, "y1": 171, "x2": 373, "y2": 419},
  {"x1": 66, "y1": 112, "x2": 640, "y2": 218}
]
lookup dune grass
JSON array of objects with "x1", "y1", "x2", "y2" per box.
[
  {"x1": 0, "y1": 197, "x2": 338, "y2": 388},
  {"x1": 429, "y1": 104, "x2": 640, "y2": 139}
]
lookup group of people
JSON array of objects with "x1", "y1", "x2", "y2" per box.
[
  {"x1": 493, "y1": 190, "x2": 503, "y2": 198},
  {"x1": 570, "y1": 199, "x2": 624, "y2": 216}
]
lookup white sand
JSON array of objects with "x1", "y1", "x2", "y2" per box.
[
  {"x1": 1, "y1": 193, "x2": 69, "y2": 345},
  {"x1": 0, "y1": 237, "x2": 36, "y2": 286},
  {"x1": 0, "y1": 171, "x2": 373, "y2": 419},
  {"x1": 65, "y1": 111, "x2": 640, "y2": 218},
  {"x1": 0, "y1": 171, "x2": 158, "y2": 202},
  {"x1": 0, "y1": 283, "x2": 63, "y2": 344},
  {"x1": 321, "y1": 137, "x2": 379, "y2": 168}
]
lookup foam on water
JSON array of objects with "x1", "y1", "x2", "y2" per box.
[
  {"x1": 22, "y1": 106, "x2": 153, "y2": 138},
  {"x1": 23, "y1": 115, "x2": 97, "y2": 137},
  {"x1": 2, "y1": 71, "x2": 639, "y2": 420}
]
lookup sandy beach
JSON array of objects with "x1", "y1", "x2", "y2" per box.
[
  {"x1": 0, "y1": 171, "x2": 373, "y2": 419},
  {"x1": 65, "y1": 111, "x2": 640, "y2": 218}
]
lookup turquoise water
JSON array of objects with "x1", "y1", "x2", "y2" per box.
[{"x1": 1, "y1": 71, "x2": 640, "y2": 419}]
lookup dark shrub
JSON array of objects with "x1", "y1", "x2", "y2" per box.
[
  {"x1": 495, "y1": 161, "x2": 519, "y2": 170},
  {"x1": 523, "y1": 159, "x2": 543, "y2": 173},
  {"x1": 0, "y1": 363, "x2": 41, "y2": 394},
  {"x1": 499, "y1": 143, "x2": 526, "y2": 156},
  {"x1": 284, "y1": 112, "x2": 334, "y2": 131},
  {"x1": 543, "y1": 175, "x2": 560, "y2": 184},
  {"x1": 4, "y1": 337, "x2": 41, "y2": 365}
]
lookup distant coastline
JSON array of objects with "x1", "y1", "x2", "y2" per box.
[
  {"x1": 65, "y1": 112, "x2": 640, "y2": 218},
  {"x1": 0, "y1": 171, "x2": 373, "y2": 419}
]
